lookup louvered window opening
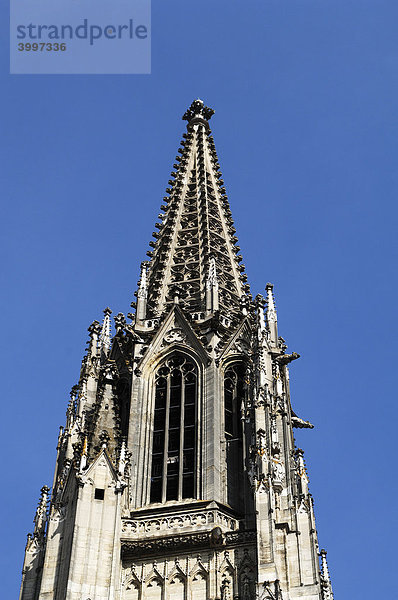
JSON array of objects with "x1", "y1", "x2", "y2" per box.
[{"x1": 150, "y1": 356, "x2": 197, "y2": 503}]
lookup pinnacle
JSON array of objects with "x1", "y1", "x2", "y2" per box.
[{"x1": 99, "y1": 307, "x2": 112, "y2": 353}]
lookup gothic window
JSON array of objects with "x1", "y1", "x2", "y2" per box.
[
  {"x1": 224, "y1": 363, "x2": 245, "y2": 511},
  {"x1": 150, "y1": 355, "x2": 197, "y2": 503}
]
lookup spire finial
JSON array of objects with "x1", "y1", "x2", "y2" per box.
[
  {"x1": 266, "y1": 283, "x2": 278, "y2": 345},
  {"x1": 182, "y1": 99, "x2": 215, "y2": 124},
  {"x1": 33, "y1": 485, "x2": 49, "y2": 537},
  {"x1": 265, "y1": 283, "x2": 276, "y2": 319},
  {"x1": 320, "y1": 549, "x2": 331, "y2": 581},
  {"x1": 295, "y1": 448, "x2": 309, "y2": 496},
  {"x1": 255, "y1": 294, "x2": 266, "y2": 332},
  {"x1": 79, "y1": 436, "x2": 88, "y2": 472},
  {"x1": 206, "y1": 256, "x2": 219, "y2": 314},
  {"x1": 87, "y1": 320, "x2": 101, "y2": 358},
  {"x1": 138, "y1": 262, "x2": 148, "y2": 296},
  {"x1": 136, "y1": 261, "x2": 149, "y2": 322},
  {"x1": 99, "y1": 307, "x2": 112, "y2": 352},
  {"x1": 118, "y1": 439, "x2": 127, "y2": 476},
  {"x1": 320, "y1": 549, "x2": 334, "y2": 599},
  {"x1": 206, "y1": 256, "x2": 219, "y2": 290}
]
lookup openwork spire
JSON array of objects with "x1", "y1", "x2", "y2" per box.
[{"x1": 143, "y1": 100, "x2": 248, "y2": 319}]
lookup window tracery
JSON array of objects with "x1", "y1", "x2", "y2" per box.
[
  {"x1": 150, "y1": 355, "x2": 197, "y2": 503},
  {"x1": 224, "y1": 363, "x2": 245, "y2": 511}
]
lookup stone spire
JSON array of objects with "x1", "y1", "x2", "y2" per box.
[
  {"x1": 295, "y1": 447, "x2": 309, "y2": 497},
  {"x1": 320, "y1": 549, "x2": 334, "y2": 600},
  {"x1": 87, "y1": 319, "x2": 101, "y2": 358},
  {"x1": 143, "y1": 99, "x2": 248, "y2": 319},
  {"x1": 99, "y1": 307, "x2": 112, "y2": 352},
  {"x1": 136, "y1": 261, "x2": 149, "y2": 322},
  {"x1": 79, "y1": 436, "x2": 88, "y2": 472},
  {"x1": 265, "y1": 282, "x2": 278, "y2": 345},
  {"x1": 33, "y1": 485, "x2": 49, "y2": 539},
  {"x1": 255, "y1": 294, "x2": 266, "y2": 332},
  {"x1": 118, "y1": 439, "x2": 127, "y2": 476}
]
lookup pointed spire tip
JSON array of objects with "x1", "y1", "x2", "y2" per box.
[{"x1": 99, "y1": 307, "x2": 112, "y2": 352}]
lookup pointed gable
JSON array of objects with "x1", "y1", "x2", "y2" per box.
[
  {"x1": 218, "y1": 317, "x2": 253, "y2": 361},
  {"x1": 138, "y1": 304, "x2": 210, "y2": 371},
  {"x1": 83, "y1": 448, "x2": 119, "y2": 484}
]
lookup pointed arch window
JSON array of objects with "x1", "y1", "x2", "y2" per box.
[
  {"x1": 150, "y1": 355, "x2": 197, "y2": 503},
  {"x1": 224, "y1": 363, "x2": 246, "y2": 512}
]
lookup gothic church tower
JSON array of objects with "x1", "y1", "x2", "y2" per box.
[{"x1": 20, "y1": 100, "x2": 334, "y2": 600}]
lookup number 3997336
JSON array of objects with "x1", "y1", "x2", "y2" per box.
[{"x1": 18, "y1": 43, "x2": 67, "y2": 51}]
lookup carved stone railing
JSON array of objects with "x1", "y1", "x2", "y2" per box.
[{"x1": 121, "y1": 507, "x2": 239, "y2": 540}]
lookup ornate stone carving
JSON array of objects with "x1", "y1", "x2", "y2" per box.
[
  {"x1": 122, "y1": 509, "x2": 238, "y2": 538},
  {"x1": 114, "y1": 312, "x2": 127, "y2": 331},
  {"x1": 121, "y1": 530, "x2": 255, "y2": 559},
  {"x1": 182, "y1": 99, "x2": 215, "y2": 123},
  {"x1": 271, "y1": 457, "x2": 285, "y2": 490},
  {"x1": 163, "y1": 328, "x2": 186, "y2": 345}
]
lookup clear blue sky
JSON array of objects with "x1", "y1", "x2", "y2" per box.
[{"x1": 1, "y1": 1, "x2": 397, "y2": 597}]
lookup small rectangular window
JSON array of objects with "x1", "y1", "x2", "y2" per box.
[{"x1": 94, "y1": 488, "x2": 105, "y2": 500}]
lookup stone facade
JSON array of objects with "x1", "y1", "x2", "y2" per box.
[{"x1": 19, "y1": 100, "x2": 334, "y2": 600}]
